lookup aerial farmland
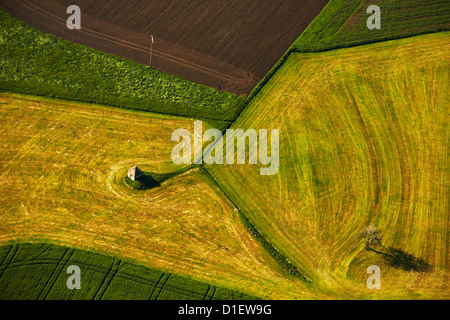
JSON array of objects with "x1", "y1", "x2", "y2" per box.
[
  {"x1": 0, "y1": 0, "x2": 449, "y2": 308},
  {"x1": 1, "y1": 0, "x2": 329, "y2": 94}
]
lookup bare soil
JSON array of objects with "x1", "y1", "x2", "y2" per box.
[{"x1": 1, "y1": 0, "x2": 329, "y2": 94}]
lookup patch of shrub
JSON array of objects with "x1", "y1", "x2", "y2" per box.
[
  {"x1": 0, "y1": 10, "x2": 244, "y2": 125},
  {"x1": 124, "y1": 174, "x2": 160, "y2": 190},
  {"x1": 124, "y1": 166, "x2": 195, "y2": 190}
]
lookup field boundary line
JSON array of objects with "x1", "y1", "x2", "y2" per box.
[
  {"x1": 24, "y1": 243, "x2": 51, "y2": 262},
  {"x1": 95, "y1": 260, "x2": 123, "y2": 300},
  {"x1": 111, "y1": 272, "x2": 159, "y2": 287},
  {"x1": 92, "y1": 258, "x2": 121, "y2": 300},
  {"x1": 0, "y1": 244, "x2": 18, "y2": 280},
  {"x1": 146, "y1": 272, "x2": 167, "y2": 300},
  {"x1": 42, "y1": 251, "x2": 79, "y2": 300},
  {"x1": 200, "y1": 168, "x2": 308, "y2": 281},
  {"x1": 20, "y1": 0, "x2": 244, "y2": 84},
  {"x1": 151, "y1": 273, "x2": 172, "y2": 300},
  {"x1": 37, "y1": 248, "x2": 74, "y2": 300},
  {"x1": 0, "y1": 244, "x2": 14, "y2": 269},
  {"x1": 232, "y1": 30, "x2": 450, "y2": 131},
  {"x1": 204, "y1": 285, "x2": 216, "y2": 300},
  {"x1": 2, "y1": 258, "x2": 112, "y2": 275}
]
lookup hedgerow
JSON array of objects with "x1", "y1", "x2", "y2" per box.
[
  {"x1": 291, "y1": 0, "x2": 450, "y2": 53},
  {"x1": 0, "y1": 10, "x2": 243, "y2": 127},
  {"x1": 200, "y1": 167, "x2": 307, "y2": 280},
  {"x1": 124, "y1": 175, "x2": 152, "y2": 190},
  {"x1": 237, "y1": 211, "x2": 306, "y2": 280},
  {"x1": 242, "y1": 0, "x2": 450, "y2": 117}
]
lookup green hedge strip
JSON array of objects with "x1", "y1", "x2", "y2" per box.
[
  {"x1": 0, "y1": 10, "x2": 244, "y2": 126},
  {"x1": 240, "y1": 0, "x2": 450, "y2": 123}
]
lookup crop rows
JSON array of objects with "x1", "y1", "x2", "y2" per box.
[
  {"x1": 52, "y1": 0, "x2": 328, "y2": 82},
  {"x1": 245, "y1": 0, "x2": 450, "y2": 112},
  {"x1": 292, "y1": 0, "x2": 450, "y2": 53},
  {"x1": 207, "y1": 32, "x2": 449, "y2": 298},
  {"x1": 0, "y1": 10, "x2": 243, "y2": 130},
  {"x1": 0, "y1": 243, "x2": 258, "y2": 300}
]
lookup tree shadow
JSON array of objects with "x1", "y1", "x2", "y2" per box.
[{"x1": 382, "y1": 248, "x2": 430, "y2": 272}]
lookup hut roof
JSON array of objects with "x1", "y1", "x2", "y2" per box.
[{"x1": 128, "y1": 166, "x2": 143, "y2": 176}]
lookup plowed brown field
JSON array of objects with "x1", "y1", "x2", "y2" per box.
[{"x1": 0, "y1": 0, "x2": 329, "y2": 94}]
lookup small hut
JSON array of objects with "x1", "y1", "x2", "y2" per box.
[{"x1": 127, "y1": 166, "x2": 143, "y2": 181}]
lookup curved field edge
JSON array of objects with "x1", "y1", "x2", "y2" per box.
[
  {"x1": 206, "y1": 32, "x2": 450, "y2": 299},
  {"x1": 202, "y1": 169, "x2": 308, "y2": 281},
  {"x1": 0, "y1": 93, "x2": 315, "y2": 300},
  {"x1": 291, "y1": 0, "x2": 450, "y2": 53},
  {"x1": 0, "y1": 10, "x2": 243, "y2": 129},
  {"x1": 0, "y1": 242, "x2": 258, "y2": 300},
  {"x1": 244, "y1": 0, "x2": 450, "y2": 119}
]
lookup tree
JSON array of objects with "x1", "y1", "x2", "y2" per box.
[{"x1": 360, "y1": 224, "x2": 382, "y2": 250}]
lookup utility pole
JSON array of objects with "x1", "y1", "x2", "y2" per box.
[{"x1": 149, "y1": 34, "x2": 154, "y2": 68}]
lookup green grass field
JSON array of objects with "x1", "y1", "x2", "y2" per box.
[
  {"x1": 247, "y1": 0, "x2": 450, "y2": 105},
  {"x1": 207, "y1": 32, "x2": 449, "y2": 299},
  {"x1": 0, "y1": 243, "x2": 257, "y2": 300},
  {"x1": 292, "y1": 0, "x2": 450, "y2": 52},
  {"x1": 0, "y1": 10, "x2": 243, "y2": 130}
]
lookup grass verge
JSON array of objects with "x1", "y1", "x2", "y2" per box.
[
  {"x1": 207, "y1": 33, "x2": 449, "y2": 298},
  {"x1": 0, "y1": 10, "x2": 244, "y2": 129}
]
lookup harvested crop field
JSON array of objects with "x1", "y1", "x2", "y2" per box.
[
  {"x1": 207, "y1": 33, "x2": 450, "y2": 299},
  {"x1": 0, "y1": 0, "x2": 329, "y2": 94},
  {"x1": 0, "y1": 93, "x2": 316, "y2": 299}
]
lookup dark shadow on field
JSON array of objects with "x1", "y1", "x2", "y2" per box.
[
  {"x1": 368, "y1": 247, "x2": 430, "y2": 272},
  {"x1": 383, "y1": 248, "x2": 430, "y2": 272},
  {"x1": 137, "y1": 175, "x2": 161, "y2": 189},
  {"x1": 125, "y1": 174, "x2": 161, "y2": 190},
  {"x1": 125, "y1": 167, "x2": 195, "y2": 190}
]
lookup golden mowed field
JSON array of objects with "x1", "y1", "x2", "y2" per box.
[
  {"x1": 207, "y1": 32, "x2": 450, "y2": 299},
  {"x1": 0, "y1": 93, "x2": 316, "y2": 299}
]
